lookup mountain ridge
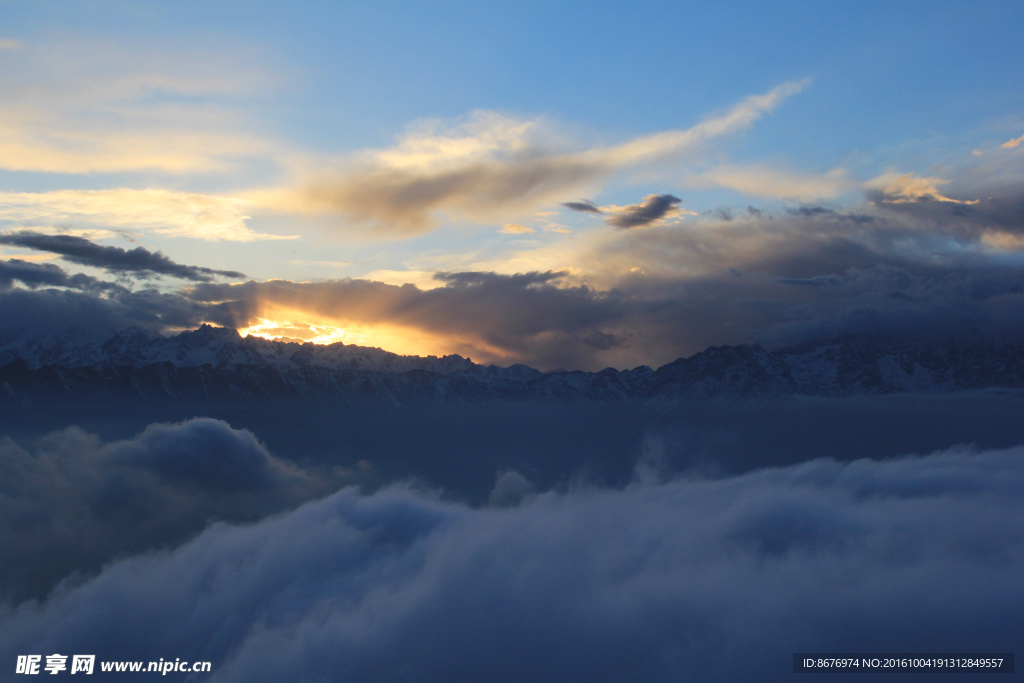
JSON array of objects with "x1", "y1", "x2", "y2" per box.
[{"x1": 2, "y1": 325, "x2": 1023, "y2": 402}]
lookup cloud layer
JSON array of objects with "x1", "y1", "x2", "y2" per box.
[
  {"x1": 1, "y1": 445, "x2": 1021, "y2": 681},
  {"x1": 2, "y1": 158, "x2": 1023, "y2": 370},
  {"x1": 184, "y1": 177, "x2": 1024, "y2": 368},
  {"x1": 0, "y1": 419, "x2": 335, "y2": 602}
]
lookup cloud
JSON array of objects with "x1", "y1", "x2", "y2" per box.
[
  {"x1": 3, "y1": 162, "x2": 1023, "y2": 370},
  {"x1": 0, "y1": 286, "x2": 236, "y2": 346},
  {"x1": 182, "y1": 271, "x2": 628, "y2": 370},
  {"x1": 12, "y1": 207, "x2": 1016, "y2": 370},
  {"x1": 182, "y1": 233, "x2": 1020, "y2": 371},
  {"x1": 4, "y1": 216, "x2": 1024, "y2": 371},
  {"x1": 0, "y1": 189, "x2": 295, "y2": 242},
  {"x1": 784, "y1": 205, "x2": 874, "y2": 222},
  {"x1": 0, "y1": 39, "x2": 18, "y2": 52},
  {"x1": 282, "y1": 82, "x2": 807, "y2": 233},
  {"x1": 0, "y1": 259, "x2": 124, "y2": 293},
  {"x1": 0, "y1": 418, "x2": 336, "y2": 602},
  {"x1": 499, "y1": 223, "x2": 535, "y2": 234},
  {"x1": 0, "y1": 232, "x2": 244, "y2": 281},
  {"x1": 0, "y1": 446, "x2": 1020, "y2": 681},
  {"x1": 603, "y1": 194, "x2": 684, "y2": 229},
  {"x1": 488, "y1": 470, "x2": 536, "y2": 507},
  {"x1": 865, "y1": 172, "x2": 979, "y2": 204},
  {"x1": 592, "y1": 80, "x2": 808, "y2": 167},
  {"x1": 689, "y1": 164, "x2": 854, "y2": 199},
  {"x1": 1001, "y1": 133, "x2": 1024, "y2": 149},
  {"x1": 981, "y1": 231, "x2": 1024, "y2": 251},
  {"x1": 561, "y1": 199, "x2": 603, "y2": 214}
]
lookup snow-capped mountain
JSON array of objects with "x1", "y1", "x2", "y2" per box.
[{"x1": 1, "y1": 324, "x2": 1022, "y2": 402}]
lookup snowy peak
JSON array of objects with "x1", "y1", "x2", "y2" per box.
[{"x1": 0, "y1": 328, "x2": 1022, "y2": 401}]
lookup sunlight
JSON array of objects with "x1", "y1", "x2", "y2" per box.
[
  {"x1": 238, "y1": 317, "x2": 354, "y2": 345},
  {"x1": 235, "y1": 307, "x2": 503, "y2": 361}
]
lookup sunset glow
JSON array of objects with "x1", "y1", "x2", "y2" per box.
[
  {"x1": 236, "y1": 308, "x2": 507, "y2": 362},
  {"x1": 238, "y1": 317, "x2": 354, "y2": 345}
]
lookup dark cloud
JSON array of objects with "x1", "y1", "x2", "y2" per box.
[
  {"x1": 1, "y1": 446, "x2": 1020, "y2": 681},
  {"x1": 605, "y1": 193, "x2": 682, "y2": 229},
  {"x1": 184, "y1": 271, "x2": 624, "y2": 370},
  {"x1": 561, "y1": 199, "x2": 603, "y2": 214},
  {"x1": 3, "y1": 247, "x2": 1023, "y2": 373},
  {"x1": 0, "y1": 418, "x2": 337, "y2": 602},
  {"x1": 0, "y1": 258, "x2": 124, "y2": 292},
  {"x1": 12, "y1": 234, "x2": 1007, "y2": 372},
  {"x1": 172, "y1": 242, "x2": 1024, "y2": 371},
  {"x1": 787, "y1": 204, "x2": 834, "y2": 217},
  {"x1": 787, "y1": 204, "x2": 875, "y2": 223},
  {"x1": 0, "y1": 232, "x2": 244, "y2": 281},
  {"x1": 0, "y1": 285, "x2": 235, "y2": 348},
  {"x1": 867, "y1": 184, "x2": 1024, "y2": 239},
  {"x1": 0, "y1": 259, "x2": 70, "y2": 289}
]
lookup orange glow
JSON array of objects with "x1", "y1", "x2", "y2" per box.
[
  {"x1": 236, "y1": 307, "x2": 509, "y2": 362},
  {"x1": 238, "y1": 317, "x2": 354, "y2": 345}
]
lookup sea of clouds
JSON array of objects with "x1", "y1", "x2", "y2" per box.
[{"x1": 1, "y1": 419, "x2": 1021, "y2": 681}]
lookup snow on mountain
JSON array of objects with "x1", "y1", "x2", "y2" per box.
[{"x1": 1, "y1": 325, "x2": 1022, "y2": 402}]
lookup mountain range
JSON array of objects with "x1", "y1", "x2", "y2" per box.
[{"x1": 2, "y1": 325, "x2": 1023, "y2": 403}]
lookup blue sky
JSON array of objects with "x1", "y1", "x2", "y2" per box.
[{"x1": 2, "y1": 1, "x2": 1023, "y2": 368}]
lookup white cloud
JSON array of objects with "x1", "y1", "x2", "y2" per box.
[
  {"x1": 277, "y1": 81, "x2": 809, "y2": 233},
  {"x1": 0, "y1": 189, "x2": 295, "y2": 242}
]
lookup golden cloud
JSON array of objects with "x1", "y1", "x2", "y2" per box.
[
  {"x1": 866, "y1": 172, "x2": 979, "y2": 204},
  {"x1": 500, "y1": 224, "x2": 536, "y2": 234},
  {"x1": 0, "y1": 189, "x2": 295, "y2": 242},
  {"x1": 1001, "y1": 133, "x2": 1024, "y2": 149}
]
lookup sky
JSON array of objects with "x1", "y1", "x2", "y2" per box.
[{"x1": 2, "y1": 0, "x2": 1024, "y2": 370}]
